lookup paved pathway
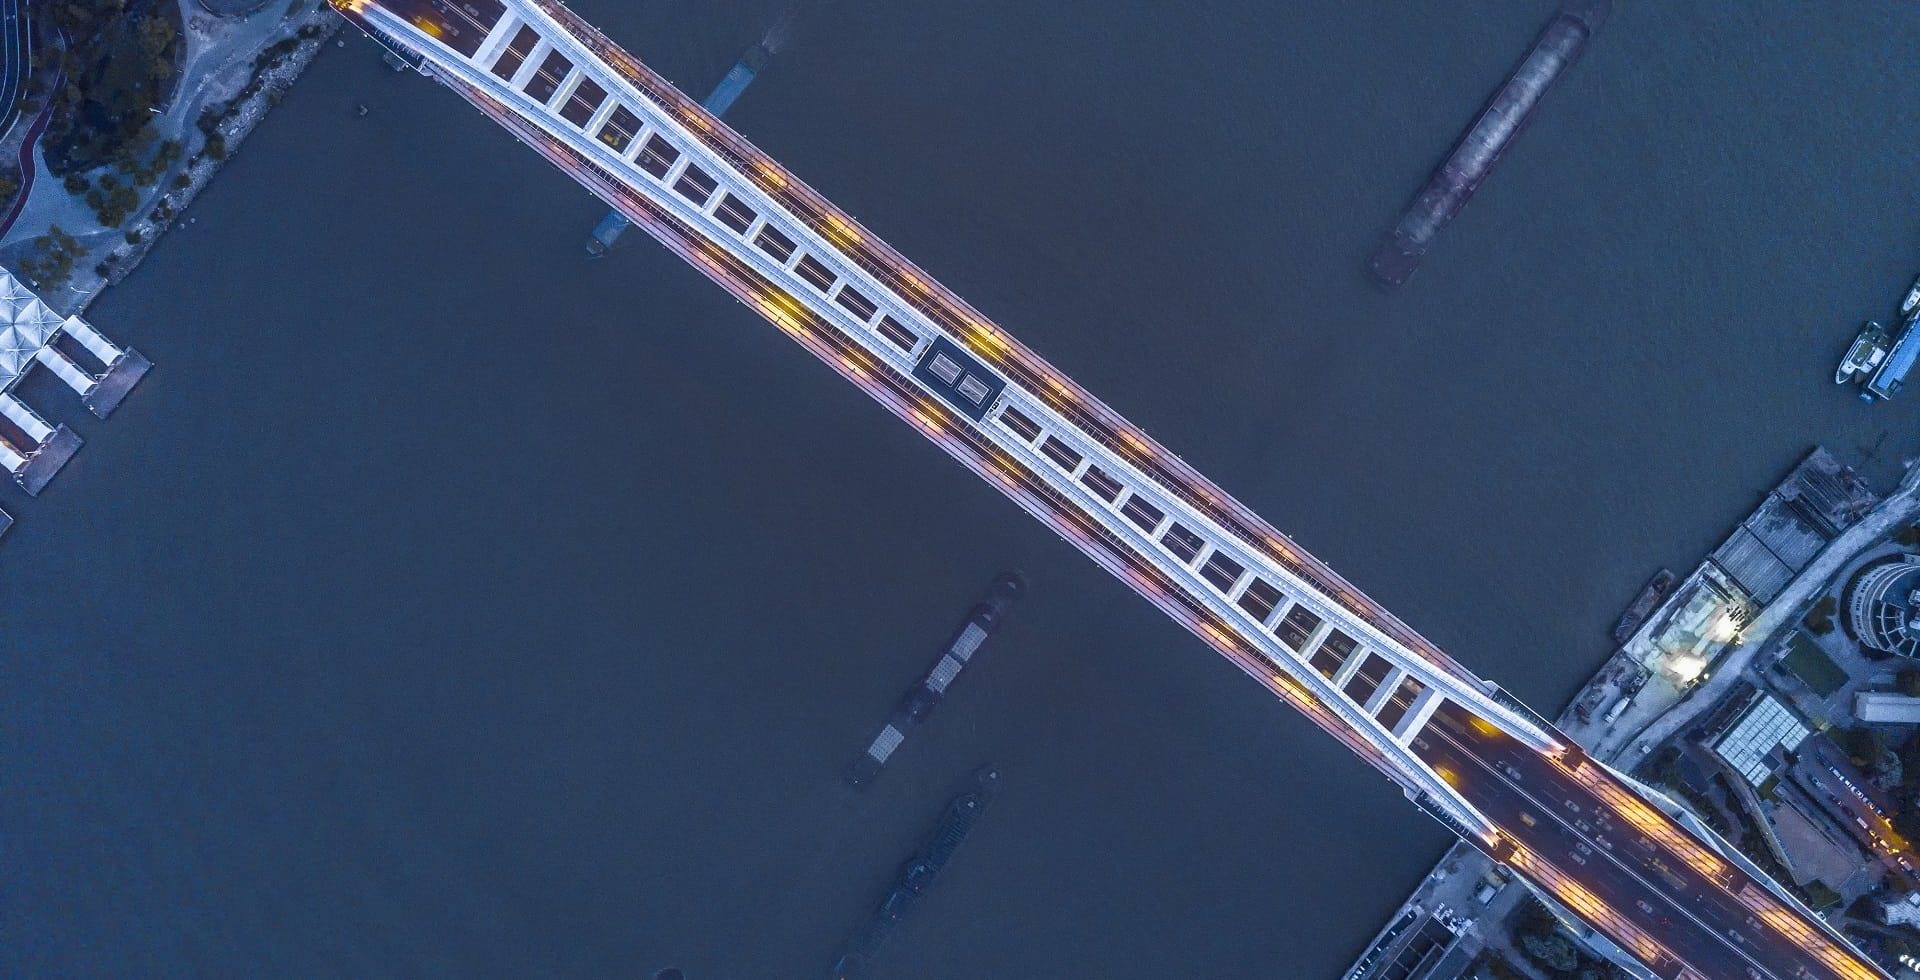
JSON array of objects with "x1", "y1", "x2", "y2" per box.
[
  {"x1": 0, "y1": 96, "x2": 52, "y2": 237},
  {"x1": 1, "y1": 0, "x2": 325, "y2": 252},
  {"x1": 0, "y1": 0, "x2": 30, "y2": 143}
]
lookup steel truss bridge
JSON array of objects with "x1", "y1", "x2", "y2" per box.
[{"x1": 335, "y1": 2, "x2": 1887, "y2": 977}]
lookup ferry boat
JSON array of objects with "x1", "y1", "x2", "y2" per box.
[
  {"x1": 1902, "y1": 273, "x2": 1920, "y2": 317},
  {"x1": 1837, "y1": 320, "x2": 1890, "y2": 384}
]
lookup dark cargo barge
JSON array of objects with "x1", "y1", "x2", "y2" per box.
[
  {"x1": 827, "y1": 767, "x2": 1001, "y2": 979},
  {"x1": 1369, "y1": 0, "x2": 1610, "y2": 287},
  {"x1": 845, "y1": 573, "x2": 1022, "y2": 788}
]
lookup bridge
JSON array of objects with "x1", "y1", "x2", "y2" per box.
[{"x1": 333, "y1": 2, "x2": 1886, "y2": 977}]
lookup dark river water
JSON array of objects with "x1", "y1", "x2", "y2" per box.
[{"x1": 6, "y1": 1, "x2": 1920, "y2": 976}]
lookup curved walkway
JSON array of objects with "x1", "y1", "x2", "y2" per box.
[
  {"x1": 0, "y1": 0, "x2": 27, "y2": 143},
  {"x1": 0, "y1": 96, "x2": 53, "y2": 238}
]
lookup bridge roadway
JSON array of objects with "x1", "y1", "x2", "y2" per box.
[{"x1": 337, "y1": 1, "x2": 1886, "y2": 977}]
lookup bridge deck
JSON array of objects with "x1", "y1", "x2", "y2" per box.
[{"x1": 338, "y1": 2, "x2": 1888, "y2": 977}]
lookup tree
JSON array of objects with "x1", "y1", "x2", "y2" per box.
[
  {"x1": 1843, "y1": 727, "x2": 1889, "y2": 768},
  {"x1": 18, "y1": 225, "x2": 82, "y2": 290},
  {"x1": 42, "y1": 6, "x2": 182, "y2": 176},
  {"x1": 1898, "y1": 669, "x2": 1920, "y2": 698},
  {"x1": 1897, "y1": 804, "x2": 1920, "y2": 847},
  {"x1": 1805, "y1": 596, "x2": 1838, "y2": 635},
  {"x1": 1512, "y1": 897, "x2": 1561, "y2": 939},
  {"x1": 1900, "y1": 732, "x2": 1920, "y2": 790},
  {"x1": 1521, "y1": 932, "x2": 1579, "y2": 972},
  {"x1": 1802, "y1": 879, "x2": 1842, "y2": 911}
]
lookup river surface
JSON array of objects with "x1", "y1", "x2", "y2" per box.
[{"x1": 5, "y1": 1, "x2": 1919, "y2": 976}]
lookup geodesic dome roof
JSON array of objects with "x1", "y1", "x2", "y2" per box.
[{"x1": 0, "y1": 267, "x2": 66, "y2": 389}]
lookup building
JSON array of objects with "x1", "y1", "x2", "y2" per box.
[
  {"x1": 1710, "y1": 692, "x2": 1810, "y2": 786},
  {"x1": 1624, "y1": 449, "x2": 1878, "y2": 684},
  {"x1": 1847, "y1": 557, "x2": 1920, "y2": 659},
  {"x1": 1880, "y1": 892, "x2": 1920, "y2": 928},
  {"x1": 1631, "y1": 563, "x2": 1753, "y2": 685},
  {"x1": 1856, "y1": 691, "x2": 1920, "y2": 724}
]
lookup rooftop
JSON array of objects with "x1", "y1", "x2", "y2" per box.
[
  {"x1": 0, "y1": 269, "x2": 68, "y2": 391},
  {"x1": 1856, "y1": 691, "x2": 1920, "y2": 725},
  {"x1": 1711, "y1": 693, "x2": 1810, "y2": 786}
]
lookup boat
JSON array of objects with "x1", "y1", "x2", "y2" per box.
[
  {"x1": 1902, "y1": 273, "x2": 1920, "y2": 316},
  {"x1": 1864, "y1": 310, "x2": 1920, "y2": 402},
  {"x1": 1368, "y1": 0, "x2": 1610, "y2": 286},
  {"x1": 1610, "y1": 568, "x2": 1675, "y2": 645},
  {"x1": 826, "y1": 767, "x2": 1000, "y2": 979},
  {"x1": 1836, "y1": 320, "x2": 1890, "y2": 384},
  {"x1": 845, "y1": 574, "x2": 1022, "y2": 788}
]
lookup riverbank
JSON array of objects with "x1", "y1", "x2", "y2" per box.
[
  {"x1": 1347, "y1": 453, "x2": 1920, "y2": 980},
  {"x1": 0, "y1": 0, "x2": 342, "y2": 316}
]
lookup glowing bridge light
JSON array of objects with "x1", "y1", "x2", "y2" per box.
[
  {"x1": 753, "y1": 293, "x2": 808, "y2": 337},
  {"x1": 822, "y1": 214, "x2": 861, "y2": 245},
  {"x1": 753, "y1": 160, "x2": 788, "y2": 190}
]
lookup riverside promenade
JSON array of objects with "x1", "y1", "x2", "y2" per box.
[
  {"x1": 0, "y1": 1, "x2": 342, "y2": 314},
  {"x1": 1348, "y1": 457, "x2": 1920, "y2": 979}
]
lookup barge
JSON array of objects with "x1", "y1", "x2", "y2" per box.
[
  {"x1": 846, "y1": 573, "x2": 1022, "y2": 787},
  {"x1": 1610, "y1": 568, "x2": 1674, "y2": 645},
  {"x1": 827, "y1": 767, "x2": 1001, "y2": 979},
  {"x1": 1863, "y1": 311, "x2": 1920, "y2": 402},
  {"x1": 1369, "y1": 0, "x2": 1611, "y2": 287}
]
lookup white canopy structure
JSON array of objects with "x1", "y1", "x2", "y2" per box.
[{"x1": 0, "y1": 268, "x2": 65, "y2": 390}]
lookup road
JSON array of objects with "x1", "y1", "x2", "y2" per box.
[
  {"x1": 1417, "y1": 701, "x2": 1872, "y2": 980},
  {"x1": 1792, "y1": 736, "x2": 1920, "y2": 890}
]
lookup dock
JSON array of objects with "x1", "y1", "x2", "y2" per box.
[{"x1": 0, "y1": 266, "x2": 148, "y2": 505}]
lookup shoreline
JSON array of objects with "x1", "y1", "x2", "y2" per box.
[
  {"x1": 0, "y1": 3, "x2": 344, "y2": 317},
  {"x1": 1345, "y1": 453, "x2": 1920, "y2": 979}
]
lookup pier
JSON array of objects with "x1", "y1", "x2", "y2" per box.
[{"x1": 0, "y1": 266, "x2": 149, "y2": 515}]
